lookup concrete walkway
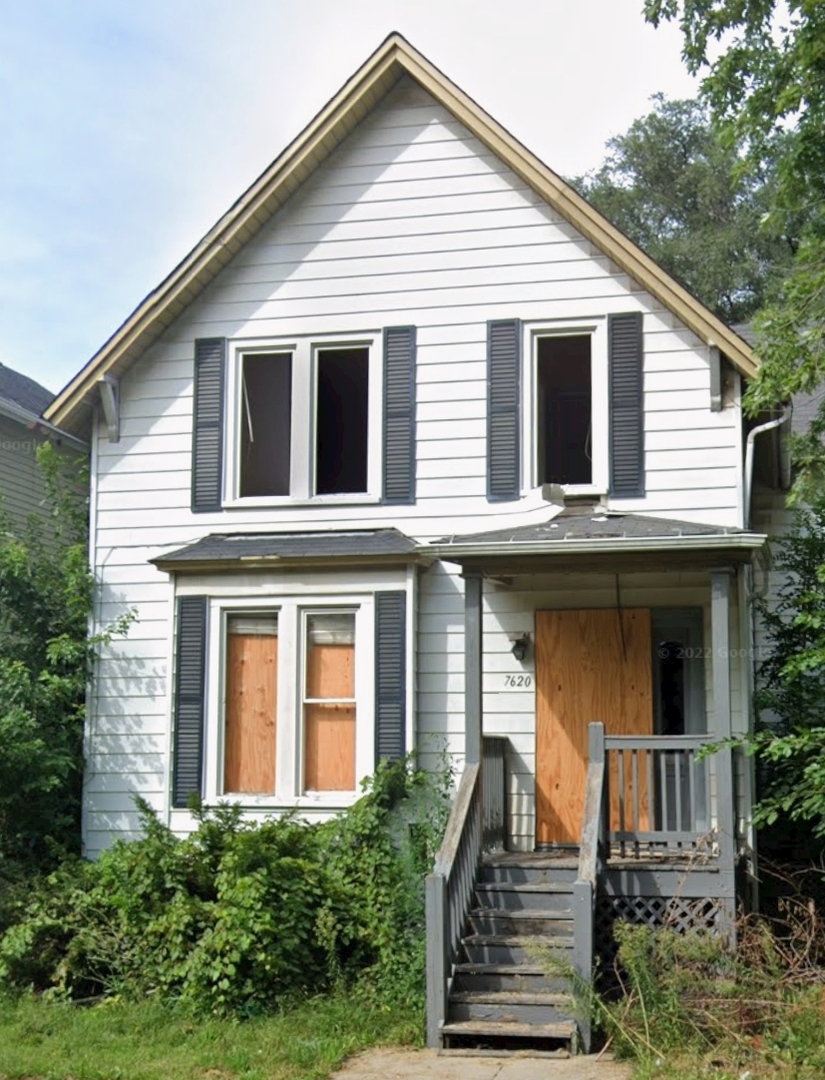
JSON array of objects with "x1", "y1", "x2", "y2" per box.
[{"x1": 333, "y1": 1048, "x2": 631, "y2": 1079}]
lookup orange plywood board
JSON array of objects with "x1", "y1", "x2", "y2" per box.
[
  {"x1": 224, "y1": 632, "x2": 277, "y2": 794},
  {"x1": 304, "y1": 640, "x2": 356, "y2": 792},
  {"x1": 536, "y1": 608, "x2": 652, "y2": 845},
  {"x1": 304, "y1": 704, "x2": 356, "y2": 791}
]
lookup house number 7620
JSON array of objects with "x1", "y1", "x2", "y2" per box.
[{"x1": 504, "y1": 674, "x2": 533, "y2": 688}]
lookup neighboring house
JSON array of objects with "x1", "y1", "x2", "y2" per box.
[
  {"x1": 45, "y1": 35, "x2": 783, "y2": 1052},
  {"x1": 0, "y1": 363, "x2": 84, "y2": 531}
]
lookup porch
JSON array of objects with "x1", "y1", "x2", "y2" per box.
[{"x1": 423, "y1": 509, "x2": 764, "y2": 1052}]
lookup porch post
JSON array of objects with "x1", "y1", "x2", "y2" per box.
[
  {"x1": 711, "y1": 568, "x2": 737, "y2": 944},
  {"x1": 464, "y1": 572, "x2": 483, "y2": 766}
]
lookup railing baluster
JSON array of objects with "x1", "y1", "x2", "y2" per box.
[
  {"x1": 674, "y1": 750, "x2": 683, "y2": 853},
  {"x1": 646, "y1": 749, "x2": 654, "y2": 857},
  {"x1": 631, "y1": 749, "x2": 640, "y2": 858},
  {"x1": 688, "y1": 749, "x2": 697, "y2": 832},
  {"x1": 659, "y1": 749, "x2": 668, "y2": 851},
  {"x1": 618, "y1": 750, "x2": 626, "y2": 857}
]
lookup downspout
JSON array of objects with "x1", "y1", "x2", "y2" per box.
[{"x1": 743, "y1": 411, "x2": 791, "y2": 529}]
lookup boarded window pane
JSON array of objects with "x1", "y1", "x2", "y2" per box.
[
  {"x1": 537, "y1": 336, "x2": 592, "y2": 485},
  {"x1": 315, "y1": 348, "x2": 369, "y2": 494},
  {"x1": 304, "y1": 613, "x2": 356, "y2": 791},
  {"x1": 224, "y1": 614, "x2": 278, "y2": 793},
  {"x1": 240, "y1": 353, "x2": 292, "y2": 497}
]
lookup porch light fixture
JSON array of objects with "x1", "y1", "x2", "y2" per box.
[{"x1": 510, "y1": 634, "x2": 530, "y2": 663}]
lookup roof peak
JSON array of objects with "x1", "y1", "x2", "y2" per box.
[{"x1": 44, "y1": 33, "x2": 757, "y2": 437}]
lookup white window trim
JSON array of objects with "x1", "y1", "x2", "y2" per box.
[
  {"x1": 223, "y1": 332, "x2": 383, "y2": 508},
  {"x1": 522, "y1": 318, "x2": 608, "y2": 496},
  {"x1": 202, "y1": 592, "x2": 375, "y2": 809}
]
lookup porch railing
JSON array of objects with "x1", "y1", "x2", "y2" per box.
[
  {"x1": 603, "y1": 732, "x2": 716, "y2": 859},
  {"x1": 573, "y1": 723, "x2": 608, "y2": 1054},
  {"x1": 425, "y1": 761, "x2": 482, "y2": 1048},
  {"x1": 482, "y1": 735, "x2": 508, "y2": 850}
]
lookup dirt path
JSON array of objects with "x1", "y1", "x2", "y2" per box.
[{"x1": 333, "y1": 1047, "x2": 632, "y2": 1079}]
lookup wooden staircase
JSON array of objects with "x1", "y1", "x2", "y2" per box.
[{"x1": 441, "y1": 852, "x2": 581, "y2": 1052}]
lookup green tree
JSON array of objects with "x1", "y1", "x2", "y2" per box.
[
  {"x1": 750, "y1": 497, "x2": 825, "y2": 843},
  {"x1": 574, "y1": 94, "x2": 791, "y2": 324},
  {"x1": 0, "y1": 445, "x2": 100, "y2": 872},
  {"x1": 645, "y1": 1, "x2": 825, "y2": 495}
]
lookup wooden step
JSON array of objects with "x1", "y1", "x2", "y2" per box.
[
  {"x1": 468, "y1": 908, "x2": 574, "y2": 935},
  {"x1": 479, "y1": 857, "x2": 579, "y2": 886},
  {"x1": 461, "y1": 933, "x2": 574, "y2": 966},
  {"x1": 441, "y1": 1018, "x2": 577, "y2": 1043},
  {"x1": 474, "y1": 884, "x2": 574, "y2": 913},
  {"x1": 452, "y1": 962, "x2": 570, "y2": 994},
  {"x1": 449, "y1": 989, "x2": 576, "y2": 1025}
]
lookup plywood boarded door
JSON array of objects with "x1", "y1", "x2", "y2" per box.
[{"x1": 536, "y1": 609, "x2": 652, "y2": 845}]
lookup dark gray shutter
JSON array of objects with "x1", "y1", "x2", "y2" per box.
[
  {"x1": 609, "y1": 312, "x2": 644, "y2": 497},
  {"x1": 172, "y1": 595, "x2": 207, "y2": 808},
  {"x1": 191, "y1": 338, "x2": 226, "y2": 512},
  {"x1": 374, "y1": 591, "x2": 406, "y2": 762},
  {"x1": 487, "y1": 320, "x2": 521, "y2": 501},
  {"x1": 383, "y1": 327, "x2": 416, "y2": 504}
]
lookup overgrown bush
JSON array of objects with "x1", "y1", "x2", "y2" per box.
[
  {"x1": 0, "y1": 758, "x2": 450, "y2": 1018},
  {"x1": 599, "y1": 898, "x2": 825, "y2": 1078}
]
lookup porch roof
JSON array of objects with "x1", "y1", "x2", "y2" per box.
[
  {"x1": 151, "y1": 528, "x2": 420, "y2": 572},
  {"x1": 428, "y1": 506, "x2": 766, "y2": 572}
]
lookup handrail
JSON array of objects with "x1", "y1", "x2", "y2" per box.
[
  {"x1": 425, "y1": 761, "x2": 483, "y2": 1048},
  {"x1": 605, "y1": 734, "x2": 709, "y2": 750},
  {"x1": 573, "y1": 721, "x2": 607, "y2": 1055},
  {"x1": 433, "y1": 762, "x2": 480, "y2": 874}
]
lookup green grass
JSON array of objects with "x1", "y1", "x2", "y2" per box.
[{"x1": 0, "y1": 993, "x2": 420, "y2": 1080}]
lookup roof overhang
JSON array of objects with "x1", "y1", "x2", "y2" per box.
[
  {"x1": 44, "y1": 33, "x2": 757, "y2": 439},
  {"x1": 0, "y1": 397, "x2": 87, "y2": 450},
  {"x1": 429, "y1": 531, "x2": 767, "y2": 576},
  {"x1": 151, "y1": 528, "x2": 426, "y2": 574}
]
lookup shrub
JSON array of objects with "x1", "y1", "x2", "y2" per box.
[{"x1": 0, "y1": 758, "x2": 450, "y2": 1019}]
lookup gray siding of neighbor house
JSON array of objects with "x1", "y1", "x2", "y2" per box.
[{"x1": 0, "y1": 414, "x2": 53, "y2": 530}]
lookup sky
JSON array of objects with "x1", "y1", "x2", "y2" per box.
[{"x1": 0, "y1": 0, "x2": 700, "y2": 396}]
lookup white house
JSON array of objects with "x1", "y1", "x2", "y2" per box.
[{"x1": 45, "y1": 35, "x2": 783, "y2": 1052}]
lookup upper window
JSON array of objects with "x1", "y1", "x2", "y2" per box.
[
  {"x1": 536, "y1": 335, "x2": 592, "y2": 486},
  {"x1": 228, "y1": 337, "x2": 380, "y2": 504},
  {"x1": 526, "y1": 323, "x2": 608, "y2": 493}
]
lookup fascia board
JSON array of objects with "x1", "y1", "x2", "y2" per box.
[{"x1": 425, "y1": 533, "x2": 768, "y2": 562}]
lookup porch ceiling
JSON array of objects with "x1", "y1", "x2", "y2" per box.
[{"x1": 427, "y1": 507, "x2": 766, "y2": 575}]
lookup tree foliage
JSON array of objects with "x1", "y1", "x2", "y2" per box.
[
  {"x1": 0, "y1": 445, "x2": 95, "y2": 872},
  {"x1": 645, "y1": 1, "x2": 825, "y2": 494},
  {"x1": 573, "y1": 94, "x2": 791, "y2": 323},
  {"x1": 750, "y1": 498, "x2": 825, "y2": 841}
]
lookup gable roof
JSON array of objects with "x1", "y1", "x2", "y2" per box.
[
  {"x1": 0, "y1": 363, "x2": 54, "y2": 418},
  {"x1": 44, "y1": 32, "x2": 757, "y2": 438}
]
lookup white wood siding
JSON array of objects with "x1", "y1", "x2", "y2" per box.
[{"x1": 86, "y1": 76, "x2": 746, "y2": 852}]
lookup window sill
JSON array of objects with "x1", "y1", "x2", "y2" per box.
[
  {"x1": 223, "y1": 495, "x2": 382, "y2": 510},
  {"x1": 171, "y1": 792, "x2": 360, "y2": 814},
  {"x1": 534, "y1": 483, "x2": 607, "y2": 500}
]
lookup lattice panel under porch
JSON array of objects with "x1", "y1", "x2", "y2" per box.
[{"x1": 595, "y1": 894, "x2": 722, "y2": 977}]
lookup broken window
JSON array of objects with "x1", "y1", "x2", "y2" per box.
[
  {"x1": 239, "y1": 353, "x2": 292, "y2": 497},
  {"x1": 223, "y1": 614, "x2": 278, "y2": 794},
  {"x1": 536, "y1": 335, "x2": 592, "y2": 485},
  {"x1": 315, "y1": 348, "x2": 369, "y2": 495}
]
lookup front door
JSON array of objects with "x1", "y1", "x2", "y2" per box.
[{"x1": 535, "y1": 608, "x2": 653, "y2": 846}]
